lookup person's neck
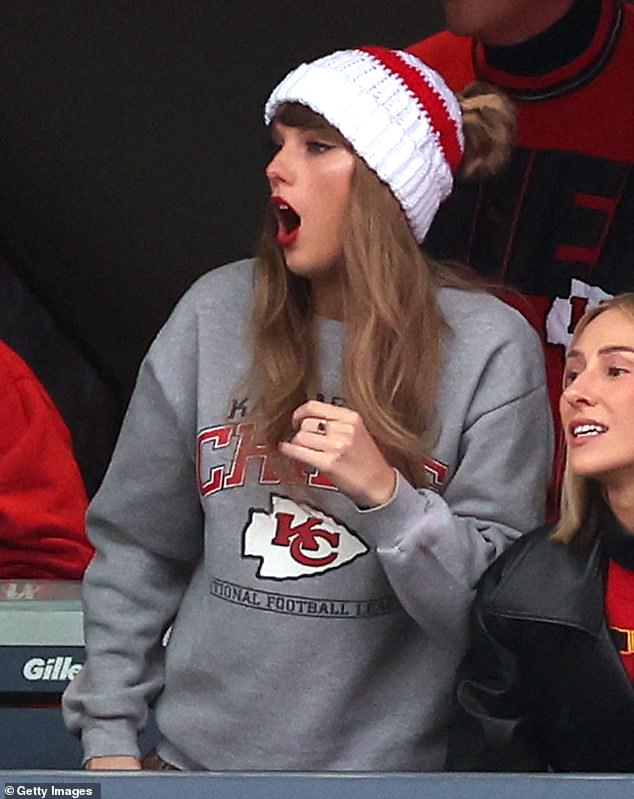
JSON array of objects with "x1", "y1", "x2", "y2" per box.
[
  {"x1": 605, "y1": 484, "x2": 634, "y2": 536},
  {"x1": 484, "y1": 0, "x2": 601, "y2": 75}
]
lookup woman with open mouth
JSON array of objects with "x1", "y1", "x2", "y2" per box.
[
  {"x1": 447, "y1": 293, "x2": 634, "y2": 772},
  {"x1": 64, "y1": 47, "x2": 552, "y2": 771}
]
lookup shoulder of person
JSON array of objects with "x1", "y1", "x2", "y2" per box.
[
  {"x1": 438, "y1": 286, "x2": 541, "y2": 351},
  {"x1": 436, "y1": 288, "x2": 548, "y2": 413},
  {"x1": 0, "y1": 339, "x2": 31, "y2": 381},
  {"x1": 0, "y1": 339, "x2": 55, "y2": 405},
  {"x1": 142, "y1": 258, "x2": 255, "y2": 373},
  {"x1": 156, "y1": 258, "x2": 255, "y2": 335},
  {"x1": 475, "y1": 524, "x2": 583, "y2": 615},
  {"x1": 176, "y1": 257, "x2": 255, "y2": 315}
]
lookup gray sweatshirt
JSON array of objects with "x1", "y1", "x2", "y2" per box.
[{"x1": 63, "y1": 258, "x2": 552, "y2": 770}]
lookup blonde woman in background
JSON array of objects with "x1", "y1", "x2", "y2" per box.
[{"x1": 447, "y1": 294, "x2": 634, "y2": 772}]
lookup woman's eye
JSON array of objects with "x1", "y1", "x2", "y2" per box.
[
  {"x1": 563, "y1": 369, "x2": 578, "y2": 387},
  {"x1": 306, "y1": 141, "x2": 333, "y2": 154},
  {"x1": 607, "y1": 365, "x2": 629, "y2": 377}
]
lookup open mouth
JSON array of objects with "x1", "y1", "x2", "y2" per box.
[
  {"x1": 271, "y1": 196, "x2": 301, "y2": 247},
  {"x1": 570, "y1": 422, "x2": 608, "y2": 439}
]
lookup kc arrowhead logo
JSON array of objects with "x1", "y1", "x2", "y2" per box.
[{"x1": 243, "y1": 495, "x2": 368, "y2": 580}]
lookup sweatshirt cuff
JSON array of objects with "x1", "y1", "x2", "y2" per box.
[
  {"x1": 352, "y1": 471, "x2": 433, "y2": 548},
  {"x1": 80, "y1": 719, "x2": 141, "y2": 765}
]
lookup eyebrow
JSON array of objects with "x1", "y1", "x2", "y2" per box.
[{"x1": 566, "y1": 345, "x2": 634, "y2": 359}]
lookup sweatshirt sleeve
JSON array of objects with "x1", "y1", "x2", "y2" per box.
[
  {"x1": 62, "y1": 298, "x2": 204, "y2": 762},
  {"x1": 0, "y1": 345, "x2": 91, "y2": 579},
  {"x1": 352, "y1": 312, "x2": 553, "y2": 643}
]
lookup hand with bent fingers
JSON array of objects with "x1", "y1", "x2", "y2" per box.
[{"x1": 279, "y1": 400, "x2": 397, "y2": 508}]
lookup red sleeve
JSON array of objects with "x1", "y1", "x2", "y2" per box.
[{"x1": 0, "y1": 342, "x2": 93, "y2": 579}]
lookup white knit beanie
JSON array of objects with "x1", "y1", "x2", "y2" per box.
[{"x1": 264, "y1": 46, "x2": 465, "y2": 244}]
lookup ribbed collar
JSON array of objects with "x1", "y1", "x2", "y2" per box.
[{"x1": 473, "y1": 0, "x2": 623, "y2": 101}]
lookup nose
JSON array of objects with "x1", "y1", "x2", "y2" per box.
[
  {"x1": 561, "y1": 373, "x2": 597, "y2": 409},
  {"x1": 266, "y1": 145, "x2": 292, "y2": 187}
]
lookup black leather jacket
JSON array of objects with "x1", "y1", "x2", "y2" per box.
[{"x1": 446, "y1": 520, "x2": 634, "y2": 772}]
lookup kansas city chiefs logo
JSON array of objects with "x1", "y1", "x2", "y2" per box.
[{"x1": 243, "y1": 495, "x2": 368, "y2": 579}]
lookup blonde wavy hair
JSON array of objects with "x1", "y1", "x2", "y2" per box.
[
  {"x1": 242, "y1": 85, "x2": 515, "y2": 487},
  {"x1": 553, "y1": 293, "x2": 634, "y2": 546}
]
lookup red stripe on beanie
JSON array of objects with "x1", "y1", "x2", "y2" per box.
[{"x1": 359, "y1": 45, "x2": 463, "y2": 173}]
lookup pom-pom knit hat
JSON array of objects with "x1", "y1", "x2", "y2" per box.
[{"x1": 264, "y1": 46, "x2": 465, "y2": 244}]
